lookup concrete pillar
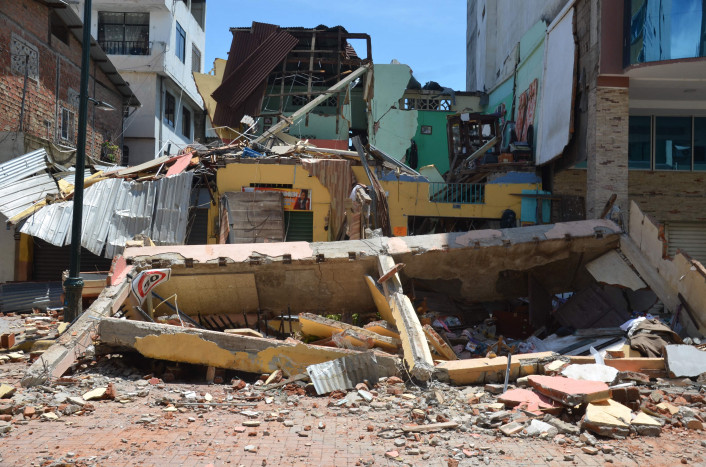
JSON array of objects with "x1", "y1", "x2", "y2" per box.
[{"x1": 586, "y1": 85, "x2": 629, "y2": 221}]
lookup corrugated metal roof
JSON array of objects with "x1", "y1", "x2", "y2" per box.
[
  {"x1": 151, "y1": 172, "x2": 194, "y2": 245},
  {"x1": 76, "y1": 178, "x2": 123, "y2": 256},
  {"x1": 306, "y1": 352, "x2": 380, "y2": 395},
  {"x1": 105, "y1": 180, "x2": 156, "y2": 258},
  {"x1": 0, "y1": 172, "x2": 58, "y2": 221},
  {"x1": 0, "y1": 282, "x2": 63, "y2": 313},
  {"x1": 0, "y1": 149, "x2": 49, "y2": 186},
  {"x1": 19, "y1": 200, "x2": 73, "y2": 247},
  {"x1": 212, "y1": 22, "x2": 298, "y2": 128}
]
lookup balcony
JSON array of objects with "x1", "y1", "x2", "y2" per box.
[
  {"x1": 99, "y1": 40, "x2": 152, "y2": 56},
  {"x1": 428, "y1": 182, "x2": 485, "y2": 204}
]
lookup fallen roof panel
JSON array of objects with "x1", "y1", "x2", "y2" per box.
[
  {"x1": 0, "y1": 172, "x2": 58, "y2": 221},
  {"x1": 19, "y1": 200, "x2": 73, "y2": 247},
  {"x1": 0, "y1": 149, "x2": 49, "y2": 186},
  {"x1": 105, "y1": 179, "x2": 156, "y2": 259},
  {"x1": 151, "y1": 172, "x2": 194, "y2": 245}
]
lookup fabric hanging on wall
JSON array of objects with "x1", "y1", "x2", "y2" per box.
[{"x1": 301, "y1": 158, "x2": 356, "y2": 241}]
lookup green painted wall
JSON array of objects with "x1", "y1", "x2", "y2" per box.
[
  {"x1": 487, "y1": 77, "x2": 514, "y2": 120},
  {"x1": 413, "y1": 111, "x2": 453, "y2": 174}
]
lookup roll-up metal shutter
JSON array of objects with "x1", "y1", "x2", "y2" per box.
[
  {"x1": 284, "y1": 211, "x2": 313, "y2": 242},
  {"x1": 32, "y1": 239, "x2": 113, "y2": 282},
  {"x1": 666, "y1": 222, "x2": 706, "y2": 264}
]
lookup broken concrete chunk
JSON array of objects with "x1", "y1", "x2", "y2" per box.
[
  {"x1": 423, "y1": 324, "x2": 457, "y2": 361},
  {"x1": 665, "y1": 344, "x2": 706, "y2": 378},
  {"x1": 582, "y1": 399, "x2": 631, "y2": 438},
  {"x1": 499, "y1": 421, "x2": 525, "y2": 436},
  {"x1": 82, "y1": 387, "x2": 107, "y2": 401},
  {"x1": 0, "y1": 384, "x2": 17, "y2": 399},
  {"x1": 299, "y1": 312, "x2": 400, "y2": 351},
  {"x1": 525, "y1": 419, "x2": 558, "y2": 437},
  {"x1": 436, "y1": 352, "x2": 556, "y2": 386},
  {"x1": 498, "y1": 388, "x2": 559, "y2": 414},
  {"x1": 528, "y1": 375, "x2": 610, "y2": 406},
  {"x1": 631, "y1": 412, "x2": 661, "y2": 436}
]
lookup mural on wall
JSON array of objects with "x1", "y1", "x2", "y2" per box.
[
  {"x1": 242, "y1": 187, "x2": 311, "y2": 211},
  {"x1": 515, "y1": 79, "x2": 538, "y2": 143}
]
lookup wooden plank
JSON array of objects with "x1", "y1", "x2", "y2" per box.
[
  {"x1": 377, "y1": 255, "x2": 434, "y2": 381},
  {"x1": 586, "y1": 250, "x2": 647, "y2": 291},
  {"x1": 378, "y1": 263, "x2": 405, "y2": 284}
]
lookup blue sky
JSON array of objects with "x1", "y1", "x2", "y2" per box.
[{"x1": 204, "y1": 0, "x2": 468, "y2": 91}]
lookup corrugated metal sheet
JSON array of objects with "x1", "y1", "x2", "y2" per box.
[
  {"x1": 151, "y1": 172, "x2": 194, "y2": 245},
  {"x1": 19, "y1": 201, "x2": 73, "y2": 246},
  {"x1": 306, "y1": 352, "x2": 380, "y2": 395},
  {"x1": 56, "y1": 169, "x2": 92, "y2": 186},
  {"x1": 0, "y1": 282, "x2": 63, "y2": 313},
  {"x1": 212, "y1": 23, "x2": 298, "y2": 127},
  {"x1": 0, "y1": 172, "x2": 58, "y2": 221},
  {"x1": 105, "y1": 180, "x2": 156, "y2": 258},
  {"x1": 63, "y1": 178, "x2": 122, "y2": 256},
  {"x1": 0, "y1": 148, "x2": 49, "y2": 186}
]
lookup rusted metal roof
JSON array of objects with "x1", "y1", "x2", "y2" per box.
[{"x1": 212, "y1": 22, "x2": 298, "y2": 128}]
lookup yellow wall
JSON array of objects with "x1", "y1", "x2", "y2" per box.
[
  {"x1": 213, "y1": 163, "x2": 333, "y2": 242},
  {"x1": 193, "y1": 59, "x2": 239, "y2": 142},
  {"x1": 213, "y1": 162, "x2": 539, "y2": 242}
]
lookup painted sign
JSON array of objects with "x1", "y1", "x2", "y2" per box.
[
  {"x1": 131, "y1": 269, "x2": 171, "y2": 304},
  {"x1": 242, "y1": 186, "x2": 311, "y2": 211}
]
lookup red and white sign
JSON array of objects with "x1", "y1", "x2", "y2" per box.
[{"x1": 131, "y1": 269, "x2": 171, "y2": 304}]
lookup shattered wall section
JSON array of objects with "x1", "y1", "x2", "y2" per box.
[{"x1": 368, "y1": 64, "x2": 418, "y2": 161}]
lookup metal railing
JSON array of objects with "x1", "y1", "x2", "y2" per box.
[
  {"x1": 98, "y1": 40, "x2": 151, "y2": 56},
  {"x1": 428, "y1": 182, "x2": 485, "y2": 204}
]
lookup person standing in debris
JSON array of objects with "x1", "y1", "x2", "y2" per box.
[{"x1": 295, "y1": 189, "x2": 310, "y2": 210}]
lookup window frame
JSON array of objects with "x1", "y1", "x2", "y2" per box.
[
  {"x1": 191, "y1": 44, "x2": 201, "y2": 73},
  {"x1": 628, "y1": 114, "x2": 706, "y2": 172},
  {"x1": 164, "y1": 92, "x2": 176, "y2": 128},
  {"x1": 181, "y1": 105, "x2": 192, "y2": 139},
  {"x1": 97, "y1": 12, "x2": 150, "y2": 56},
  {"x1": 59, "y1": 107, "x2": 75, "y2": 143},
  {"x1": 175, "y1": 21, "x2": 186, "y2": 63}
]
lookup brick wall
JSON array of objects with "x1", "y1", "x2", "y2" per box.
[
  {"x1": 553, "y1": 168, "x2": 587, "y2": 199},
  {"x1": 585, "y1": 86, "x2": 629, "y2": 218},
  {"x1": 629, "y1": 171, "x2": 706, "y2": 223},
  {"x1": 0, "y1": 0, "x2": 124, "y2": 160}
]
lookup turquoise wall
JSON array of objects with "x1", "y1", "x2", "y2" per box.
[{"x1": 413, "y1": 111, "x2": 453, "y2": 175}]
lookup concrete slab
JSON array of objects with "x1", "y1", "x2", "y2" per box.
[
  {"x1": 527, "y1": 375, "x2": 610, "y2": 406},
  {"x1": 665, "y1": 344, "x2": 706, "y2": 378},
  {"x1": 498, "y1": 388, "x2": 561, "y2": 414},
  {"x1": 436, "y1": 352, "x2": 557, "y2": 386},
  {"x1": 582, "y1": 399, "x2": 631, "y2": 438}
]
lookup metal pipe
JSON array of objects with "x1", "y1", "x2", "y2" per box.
[{"x1": 64, "y1": 0, "x2": 92, "y2": 323}]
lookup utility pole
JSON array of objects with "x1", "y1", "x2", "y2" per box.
[{"x1": 64, "y1": 0, "x2": 92, "y2": 323}]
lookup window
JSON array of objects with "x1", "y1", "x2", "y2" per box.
[
  {"x1": 655, "y1": 117, "x2": 691, "y2": 170},
  {"x1": 176, "y1": 22, "x2": 186, "y2": 63},
  {"x1": 50, "y1": 11, "x2": 70, "y2": 45},
  {"x1": 628, "y1": 116, "x2": 651, "y2": 169},
  {"x1": 97, "y1": 12, "x2": 150, "y2": 55},
  {"x1": 60, "y1": 107, "x2": 75, "y2": 143},
  {"x1": 181, "y1": 106, "x2": 191, "y2": 138},
  {"x1": 164, "y1": 92, "x2": 175, "y2": 127},
  {"x1": 191, "y1": 45, "x2": 201, "y2": 73},
  {"x1": 628, "y1": 115, "x2": 706, "y2": 171},
  {"x1": 191, "y1": 0, "x2": 206, "y2": 30}
]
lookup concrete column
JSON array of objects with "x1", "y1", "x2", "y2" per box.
[{"x1": 586, "y1": 85, "x2": 629, "y2": 221}]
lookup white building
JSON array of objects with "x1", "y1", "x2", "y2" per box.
[{"x1": 74, "y1": 0, "x2": 206, "y2": 165}]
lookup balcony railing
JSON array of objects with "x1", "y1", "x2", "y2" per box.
[
  {"x1": 428, "y1": 182, "x2": 485, "y2": 204},
  {"x1": 99, "y1": 41, "x2": 151, "y2": 56}
]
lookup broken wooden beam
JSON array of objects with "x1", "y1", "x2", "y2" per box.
[
  {"x1": 298, "y1": 313, "x2": 400, "y2": 352},
  {"x1": 377, "y1": 255, "x2": 434, "y2": 382},
  {"x1": 423, "y1": 324, "x2": 458, "y2": 361},
  {"x1": 377, "y1": 263, "x2": 405, "y2": 284},
  {"x1": 97, "y1": 317, "x2": 400, "y2": 378},
  {"x1": 434, "y1": 351, "x2": 557, "y2": 385},
  {"x1": 21, "y1": 280, "x2": 131, "y2": 387}
]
